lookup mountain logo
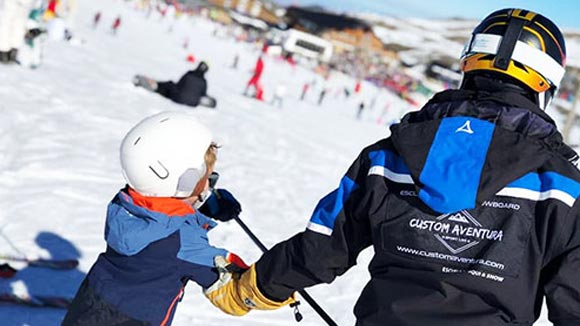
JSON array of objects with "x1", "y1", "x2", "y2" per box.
[
  {"x1": 456, "y1": 120, "x2": 474, "y2": 134},
  {"x1": 408, "y1": 210, "x2": 504, "y2": 255},
  {"x1": 446, "y1": 212, "x2": 473, "y2": 224},
  {"x1": 434, "y1": 210, "x2": 482, "y2": 254}
]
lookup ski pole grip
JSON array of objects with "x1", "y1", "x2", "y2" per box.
[{"x1": 234, "y1": 216, "x2": 339, "y2": 326}]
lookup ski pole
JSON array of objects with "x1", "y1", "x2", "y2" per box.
[
  {"x1": 233, "y1": 215, "x2": 339, "y2": 326},
  {"x1": 0, "y1": 254, "x2": 78, "y2": 270},
  {"x1": 206, "y1": 172, "x2": 338, "y2": 326}
]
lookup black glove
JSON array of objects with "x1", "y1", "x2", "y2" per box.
[
  {"x1": 25, "y1": 28, "x2": 45, "y2": 41},
  {"x1": 198, "y1": 189, "x2": 241, "y2": 222}
]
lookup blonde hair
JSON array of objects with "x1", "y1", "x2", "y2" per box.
[{"x1": 205, "y1": 143, "x2": 218, "y2": 171}]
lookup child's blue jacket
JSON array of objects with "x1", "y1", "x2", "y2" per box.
[{"x1": 62, "y1": 189, "x2": 228, "y2": 326}]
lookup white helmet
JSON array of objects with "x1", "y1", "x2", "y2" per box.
[{"x1": 120, "y1": 111, "x2": 213, "y2": 197}]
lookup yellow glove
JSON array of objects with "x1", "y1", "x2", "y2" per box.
[{"x1": 204, "y1": 256, "x2": 295, "y2": 316}]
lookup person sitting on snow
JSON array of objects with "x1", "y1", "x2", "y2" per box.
[
  {"x1": 133, "y1": 61, "x2": 218, "y2": 108},
  {"x1": 62, "y1": 111, "x2": 246, "y2": 326}
]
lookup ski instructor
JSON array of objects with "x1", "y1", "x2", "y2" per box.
[{"x1": 203, "y1": 8, "x2": 580, "y2": 326}]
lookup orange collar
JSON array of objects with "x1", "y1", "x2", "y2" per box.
[{"x1": 127, "y1": 188, "x2": 195, "y2": 217}]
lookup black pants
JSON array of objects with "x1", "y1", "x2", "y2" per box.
[{"x1": 156, "y1": 81, "x2": 216, "y2": 108}]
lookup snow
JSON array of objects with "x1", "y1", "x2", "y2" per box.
[{"x1": 0, "y1": 0, "x2": 560, "y2": 325}]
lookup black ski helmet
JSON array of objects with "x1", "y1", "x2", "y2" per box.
[
  {"x1": 460, "y1": 8, "x2": 566, "y2": 109},
  {"x1": 196, "y1": 61, "x2": 209, "y2": 75}
]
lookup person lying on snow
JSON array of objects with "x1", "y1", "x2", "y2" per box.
[{"x1": 133, "y1": 61, "x2": 217, "y2": 108}]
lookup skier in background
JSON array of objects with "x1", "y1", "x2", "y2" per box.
[
  {"x1": 0, "y1": 0, "x2": 36, "y2": 64},
  {"x1": 62, "y1": 111, "x2": 247, "y2": 326},
  {"x1": 41, "y1": 0, "x2": 77, "y2": 41},
  {"x1": 111, "y1": 15, "x2": 121, "y2": 35},
  {"x1": 133, "y1": 61, "x2": 218, "y2": 108},
  {"x1": 243, "y1": 55, "x2": 264, "y2": 99},
  {"x1": 231, "y1": 53, "x2": 239, "y2": 70},
  {"x1": 343, "y1": 86, "x2": 351, "y2": 99},
  {"x1": 300, "y1": 82, "x2": 309, "y2": 101},
  {"x1": 271, "y1": 83, "x2": 287, "y2": 108},
  {"x1": 356, "y1": 101, "x2": 365, "y2": 120},
  {"x1": 43, "y1": 0, "x2": 58, "y2": 20},
  {"x1": 317, "y1": 88, "x2": 327, "y2": 106},
  {"x1": 92, "y1": 11, "x2": 101, "y2": 29},
  {"x1": 20, "y1": 26, "x2": 45, "y2": 69},
  {"x1": 202, "y1": 8, "x2": 580, "y2": 326},
  {"x1": 354, "y1": 80, "x2": 362, "y2": 94}
]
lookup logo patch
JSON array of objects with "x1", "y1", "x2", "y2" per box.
[
  {"x1": 408, "y1": 210, "x2": 504, "y2": 255},
  {"x1": 456, "y1": 120, "x2": 474, "y2": 134},
  {"x1": 382, "y1": 199, "x2": 533, "y2": 278}
]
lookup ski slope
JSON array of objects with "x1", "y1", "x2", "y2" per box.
[{"x1": 0, "y1": 1, "x2": 558, "y2": 325}]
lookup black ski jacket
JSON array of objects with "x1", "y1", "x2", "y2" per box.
[
  {"x1": 156, "y1": 69, "x2": 207, "y2": 107},
  {"x1": 256, "y1": 89, "x2": 580, "y2": 326}
]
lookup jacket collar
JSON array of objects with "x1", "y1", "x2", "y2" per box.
[
  {"x1": 427, "y1": 88, "x2": 556, "y2": 126},
  {"x1": 127, "y1": 187, "x2": 195, "y2": 217}
]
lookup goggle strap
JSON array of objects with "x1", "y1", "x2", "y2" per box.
[{"x1": 464, "y1": 33, "x2": 565, "y2": 88}]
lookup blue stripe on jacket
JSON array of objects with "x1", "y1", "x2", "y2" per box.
[
  {"x1": 419, "y1": 117, "x2": 495, "y2": 213},
  {"x1": 506, "y1": 172, "x2": 580, "y2": 198},
  {"x1": 309, "y1": 176, "x2": 358, "y2": 232},
  {"x1": 368, "y1": 149, "x2": 411, "y2": 174}
]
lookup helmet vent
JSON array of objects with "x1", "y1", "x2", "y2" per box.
[
  {"x1": 159, "y1": 118, "x2": 170, "y2": 123},
  {"x1": 149, "y1": 161, "x2": 169, "y2": 180},
  {"x1": 513, "y1": 61, "x2": 526, "y2": 70},
  {"x1": 133, "y1": 137, "x2": 141, "y2": 146}
]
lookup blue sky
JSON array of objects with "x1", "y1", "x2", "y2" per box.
[{"x1": 273, "y1": 0, "x2": 580, "y2": 29}]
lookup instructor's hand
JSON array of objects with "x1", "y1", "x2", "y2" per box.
[{"x1": 204, "y1": 256, "x2": 295, "y2": 316}]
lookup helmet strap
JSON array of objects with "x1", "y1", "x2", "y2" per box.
[{"x1": 193, "y1": 188, "x2": 212, "y2": 209}]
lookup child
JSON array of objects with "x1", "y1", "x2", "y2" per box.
[{"x1": 62, "y1": 111, "x2": 245, "y2": 326}]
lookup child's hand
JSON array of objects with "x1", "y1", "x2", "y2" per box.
[
  {"x1": 226, "y1": 252, "x2": 249, "y2": 272},
  {"x1": 204, "y1": 256, "x2": 250, "y2": 316},
  {"x1": 198, "y1": 189, "x2": 241, "y2": 222}
]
